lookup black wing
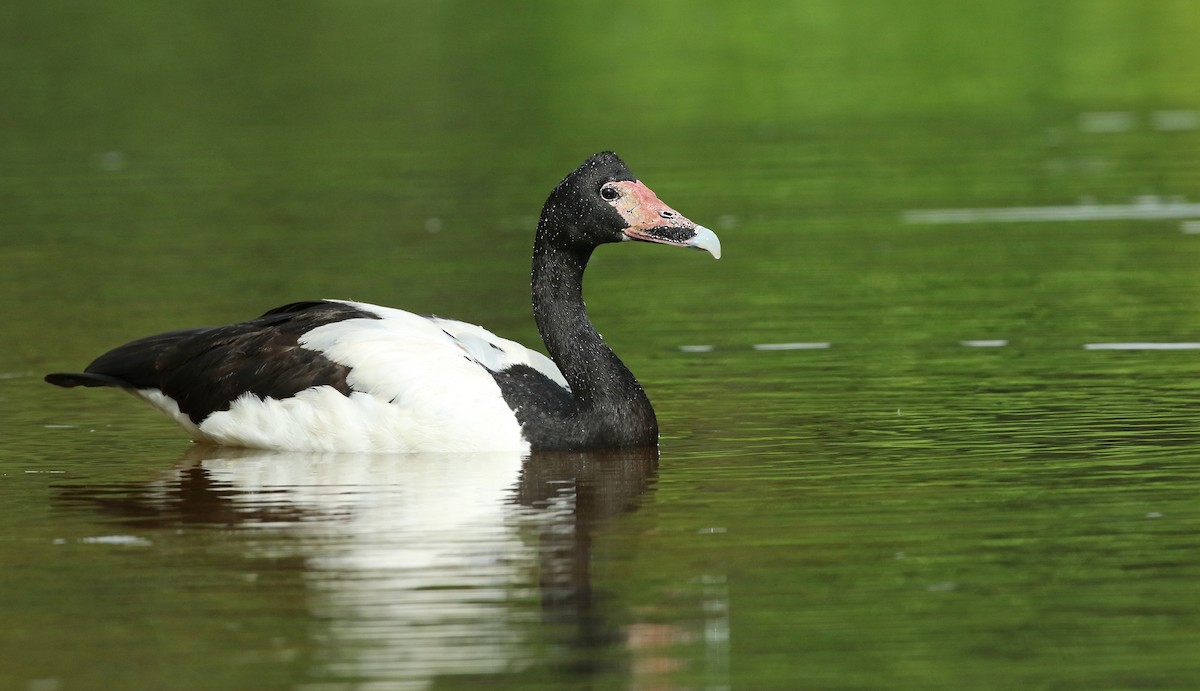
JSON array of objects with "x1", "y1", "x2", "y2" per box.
[{"x1": 45, "y1": 301, "x2": 381, "y2": 424}]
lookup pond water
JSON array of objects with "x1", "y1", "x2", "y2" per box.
[{"x1": 3, "y1": 2, "x2": 1200, "y2": 689}]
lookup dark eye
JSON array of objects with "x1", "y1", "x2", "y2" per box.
[{"x1": 600, "y1": 185, "x2": 620, "y2": 201}]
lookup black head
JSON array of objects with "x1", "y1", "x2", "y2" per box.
[{"x1": 536, "y1": 152, "x2": 721, "y2": 258}]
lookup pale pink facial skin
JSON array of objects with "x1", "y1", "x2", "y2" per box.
[{"x1": 603, "y1": 180, "x2": 699, "y2": 245}]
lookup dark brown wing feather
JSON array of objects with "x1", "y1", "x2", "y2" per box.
[{"x1": 45, "y1": 301, "x2": 381, "y2": 424}]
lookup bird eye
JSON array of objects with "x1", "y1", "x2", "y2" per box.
[{"x1": 600, "y1": 185, "x2": 620, "y2": 201}]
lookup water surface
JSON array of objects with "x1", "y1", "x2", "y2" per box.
[{"x1": 3, "y1": 2, "x2": 1200, "y2": 689}]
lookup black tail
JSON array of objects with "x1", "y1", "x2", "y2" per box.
[
  {"x1": 44, "y1": 327, "x2": 206, "y2": 392},
  {"x1": 45, "y1": 372, "x2": 133, "y2": 388}
]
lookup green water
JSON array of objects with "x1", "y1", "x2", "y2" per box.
[{"x1": 3, "y1": 2, "x2": 1200, "y2": 689}]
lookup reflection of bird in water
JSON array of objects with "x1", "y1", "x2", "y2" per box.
[
  {"x1": 57, "y1": 446, "x2": 660, "y2": 687},
  {"x1": 46, "y1": 152, "x2": 719, "y2": 453}
]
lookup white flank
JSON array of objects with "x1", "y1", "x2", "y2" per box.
[
  {"x1": 128, "y1": 301, "x2": 572, "y2": 452},
  {"x1": 136, "y1": 389, "x2": 206, "y2": 439},
  {"x1": 199, "y1": 301, "x2": 552, "y2": 452}
]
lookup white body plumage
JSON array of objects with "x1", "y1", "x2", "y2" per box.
[{"x1": 134, "y1": 301, "x2": 569, "y2": 453}]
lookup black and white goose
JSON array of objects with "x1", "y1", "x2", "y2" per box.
[{"x1": 45, "y1": 152, "x2": 720, "y2": 453}]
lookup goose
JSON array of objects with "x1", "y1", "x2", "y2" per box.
[{"x1": 45, "y1": 152, "x2": 721, "y2": 452}]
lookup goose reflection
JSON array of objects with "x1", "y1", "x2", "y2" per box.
[{"x1": 58, "y1": 445, "x2": 658, "y2": 686}]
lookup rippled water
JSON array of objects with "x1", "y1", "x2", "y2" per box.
[{"x1": 4, "y1": 2, "x2": 1200, "y2": 689}]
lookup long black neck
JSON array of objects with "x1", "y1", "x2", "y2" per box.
[{"x1": 529, "y1": 233, "x2": 658, "y2": 449}]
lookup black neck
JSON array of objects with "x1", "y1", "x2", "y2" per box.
[{"x1": 530, "y1": 233, "x2": 657, "y2": 448}]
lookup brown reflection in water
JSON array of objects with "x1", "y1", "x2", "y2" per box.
[
  {"x1": 517, "y1": 448, "x2": 660, "y2": 675},
  {"x1": 56, "y1": 459, "x2": 314, "y2": 528}
]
